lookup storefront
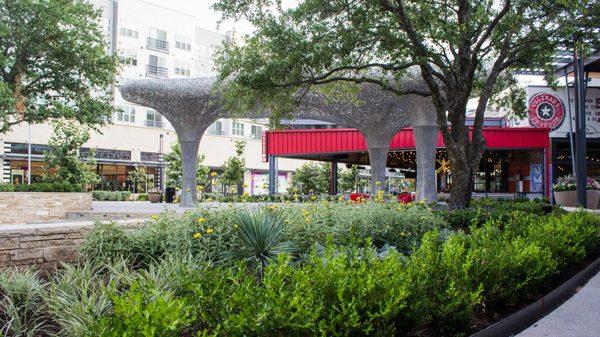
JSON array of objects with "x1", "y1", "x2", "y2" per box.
[
  {"x1": 1, "y1": 142, "x2": 163, "y2": 191},
  {"x1": 512, "y1": 86, "x2": 600, "y2": 182},
  {"x1": 263, "y1": 127, "x2": 551, "y2": 198}
]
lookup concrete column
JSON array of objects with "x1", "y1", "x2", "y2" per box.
[
  {"x1": 179, "y1": 140, "x2": 200, "y2": 207},
  {"x1": 367, "y1": 146, "x2": 389, "y2": 194},
  {"x1": 413, "y1": 125, "x2": 438, "y2": 202}
]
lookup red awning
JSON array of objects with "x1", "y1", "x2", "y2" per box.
[{"x1": 265, "y1": 127, "x2": 550, "y2": 157}]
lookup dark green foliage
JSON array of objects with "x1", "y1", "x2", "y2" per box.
[
  {"x1": 288, "y1": 162, "x2": 330, "y2": 194},
  {"x1": 0, "y1": 0, "x2": 118, "y2": 133},
  {"x1": 92, "y1": 283, "x2": 194, "y2": 337},
  {"x1": 0, "y1": 181, "x2": 83, "y2": 192},
  {"x1": 5, "y1": 200, "x2": 600, "y2": 336},
  {"x1": 92, "y1": 190, "x2": 131, "y2": 201}
]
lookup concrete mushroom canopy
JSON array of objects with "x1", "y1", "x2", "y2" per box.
[
  {"x1": 121, "y1": 78, "x2": 223, "y2": 207},
  {"x1": 120, "y1": 76, "x2": 438, "y2": 206}
]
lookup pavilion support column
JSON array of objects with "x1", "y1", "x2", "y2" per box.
[
  {"x1": 179, "y1": 139, "x2": 200, "y2": 207},
  {"x1": 269, "y1": 155, "x2": 277, "y2": 196},
  {"x1": 414, "y1": 125, "x2": 438, "y2": 202},
  {"x1": 368, "y1": 146, "x2": 389, "y2": 194},
  {"x1": 329, "y1": 161, "x2": 338, "y2": 195}
]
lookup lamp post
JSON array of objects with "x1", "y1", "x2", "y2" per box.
[{"x1": 573, "y1": 47, "x2": 587, "y2": 207}]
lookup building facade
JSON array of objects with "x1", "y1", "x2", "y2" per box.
[{"x1": 0, "y1": 0, "x2": 306, "y2": 195}]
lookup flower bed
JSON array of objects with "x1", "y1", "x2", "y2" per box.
[{"x1": 1, "y1": 200, "x2": 599, "y2": 336}]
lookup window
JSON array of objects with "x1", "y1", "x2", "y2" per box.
[
  {"x1": 118, "y1": 49, "x2": 137, "y2": 66},
  {"x1": 119, "y1": 22, "x2": 139, "y2": 39},
  {"x1": 208, "y1": 121, "x2": 223, "y2": 135},
  {"x1": 174, "y1": 60, "x2": 191, "y2": 77},
  {"x1": 145, "y1": 110, "x2": 163, "y2": 128},
  {"x1": 117, "y1": 106, "x2": 136, "y2": 123},
  {"x1": 200, "y1": 45, "x2": 208, "y2": 62},
  {"x1": 251, "y1": 125, "x2": 263, "y2": 139},
  {"x1": 149, "y1": 28, "x2": 167, "y2": 41},
  {"x1": 175, "y1": 34, "x2": 192, "y2": 51},
  {"x1": 232, "y1": 121, "x2": 245, "y2": 136},
  {"x1": 147, "y1": 55, "x2": 167, "y2": 77}
]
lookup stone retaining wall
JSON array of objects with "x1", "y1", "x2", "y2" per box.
[
  {"x1": 0, "y1": 221, "x2": 144, "y2": 269},
  {"x1": 0, "y1": 192, "x2": 92, "y2": 224}
]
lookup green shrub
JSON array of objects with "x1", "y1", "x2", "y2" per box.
[
  {"x1": 0, "y1": 268, "x2": 49, "y2": 337},
  {"x1": 281, "y1": 202, "x2": 445, "y2": 252},
  {"x1": 0, "y1": 182, "x2": 83, "y2": 192},
  {"x1": 403, "y1": 231, "x2": 482, "y2": 333},
  {"x1": 137, "y1": 193, "x2": 148, "y2": 201},
  {"x1": 45, "y1": 262, "x2": 118, "y2": 337},
  {"x1": 80, "y1": 222, "x2": 132, "y2": 264},
  {"x1": 92, "y1": 283, "x2": 194, "y2": 337}
]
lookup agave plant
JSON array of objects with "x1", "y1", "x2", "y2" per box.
[{"x1": 223, "y1": 209, "x2": 297, "y2": 275}]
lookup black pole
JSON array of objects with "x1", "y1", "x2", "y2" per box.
[
  {"x1": 329, "y1": 161, "x2": 338, "y2": 195},
  {"x1": 574, "y1": 48, "x2": 587, "y2": 207},
  {"x1": 268, "y1": 155, "x2": 277, "y2": 196}
]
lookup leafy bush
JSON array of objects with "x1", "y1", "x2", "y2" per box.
[
  {"x1": 438, "y1": 198, "x2": 562, "y2": 228},
  {"x1": 281, "y1": 202, "x2": 446, "y2": 252},
  {"x1": 137, "y1": 193, "x2": 148, "y2": 201},
  {"x1": 92, "y1": 190, "x2": 132, "y2": 201},
  {"x1": 0, "y1": 182, "x2": 83, "y2": 192},
  {"x1": 92, "y1": 283, "x2": 194, "y2": 337}
]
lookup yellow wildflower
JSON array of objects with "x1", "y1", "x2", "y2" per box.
[
  {"x1": 211, "y1": 172, "x2": 217, "y2": 177},
  {"x1": 193, "y1": 232, "x2": 202, "y2": 239},
  {"x1": 310, "y1": 195, "x2": 317, "y2": 201},
  {"x1": 197, "y1": 217, "x2": 206, "y2": 224},
  {"x1": 233, "y1": 224, "x2": 238, "y2": 229},
  {"x1": 207, "y1": 198, "x2": 213, "y2": 202},
  {"x1": 198, "y1": 185, "x2": 204, "y2": 191},
  {"x1": 206, "y1": 228, "x2": 214, "y2": 234},
  {"x1": 150, "y1": 214, "x2": 159, "y2": 220},
  {"x1": 185, "y1": 187, "x2": 190, "y2": 192}
]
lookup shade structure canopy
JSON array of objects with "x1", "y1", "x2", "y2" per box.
[{"x1": 263, "y1": 127, "x2": 552, "y2": 197}]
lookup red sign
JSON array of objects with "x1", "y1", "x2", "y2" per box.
[{"x1": 528, "y1": 93, "x2": 565, "y2": 130}]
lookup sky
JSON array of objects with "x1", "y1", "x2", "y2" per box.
[
  {"x1": 140, "y1": 0, "x2": 298, "y2": 36},
  {"x1": 136, "y1": 0, "x2": 252, "y2": 34}
]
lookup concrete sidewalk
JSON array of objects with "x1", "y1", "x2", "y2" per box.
[{"x1": 517, "y1": 270, "x2": 600, "y2": 337}]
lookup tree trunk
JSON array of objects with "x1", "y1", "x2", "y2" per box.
[
  {"x1": 447, "y1": 155, "x2": 475, "y2": 209},
  {"x1": 179, "y1": 140, "x2": 200, "y2": 207},
  {"x1": 413, "y1": 125, "x2": 438, "y2": 202}
]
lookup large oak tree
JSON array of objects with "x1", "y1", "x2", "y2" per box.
[
  {"x1": 214, "y1": 0, "x2": 598, "y2": 208},
  {"x1": 0, "y1": 0, "x2": 118, "y2": 134}
]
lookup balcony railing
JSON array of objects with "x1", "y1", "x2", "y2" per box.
[
  {"x1": 146, "y1": 64, "x2": 168, "y2": 78},
  {"x1": 145, "y1": 119, "x2": 164, "y2": 128},
  {"x1": 208, "y1": 129, "x2": 225, "y2": 136},
  {"x1": 146, "y1": 37, "x2": 169, "y2": 53}
]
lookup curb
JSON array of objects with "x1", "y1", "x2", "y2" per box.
[{"x1": 470, "y1": 255, "x2": 600, "y2": 337}]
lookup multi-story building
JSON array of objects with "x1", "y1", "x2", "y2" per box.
[{"x1": 0, "y1": 0, "x2": 306, "y2": 195}]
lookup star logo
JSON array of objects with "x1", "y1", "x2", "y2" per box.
[{"x1": 528, "y1": 93, "x2": 565, "y2": 130}]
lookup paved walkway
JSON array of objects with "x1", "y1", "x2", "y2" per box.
[{"x1": 517, "y1": 270, "x2": 600, "y2": 337}]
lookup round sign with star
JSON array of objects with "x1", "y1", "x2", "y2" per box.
[{"x1": 528, "y1": 93, "x2": 565, "y2": 130}]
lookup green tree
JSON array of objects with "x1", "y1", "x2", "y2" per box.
[
  {"x1": 339, "y1": 166, "x2": 359, "y2": 193},
  {"x1": 221, "y1": 140, "x2": 246, "y2": 195},
  {"x1": 214, "y1": 0, "x2": 599, "y2": 208},
  {"x1": 127, "y1": 166, "x2": 147, "y2": 194},
  {"x1": 289, "y1": 162, "x2": 330, "y2": 195},
  {"x1": 0, "y1": 0, "x2": 118, "y2": 133},
  {"x1": 164, "y1": 142, "x2": 210, "y2": 189},
  {"x1": 44, "y1": 120, "x2": 97, "y2": 187}
]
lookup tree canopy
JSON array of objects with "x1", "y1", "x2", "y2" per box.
[
  {"x1": 0, "y1": 0, "x2": 118, "y2": 133},
  {"x1": 214, "y1": 0, "x2": 599, "y2": 207}
]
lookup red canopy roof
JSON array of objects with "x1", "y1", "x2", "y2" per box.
[{"x1": 264, "y1": 127, "x2": 550, "y2": 157}]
